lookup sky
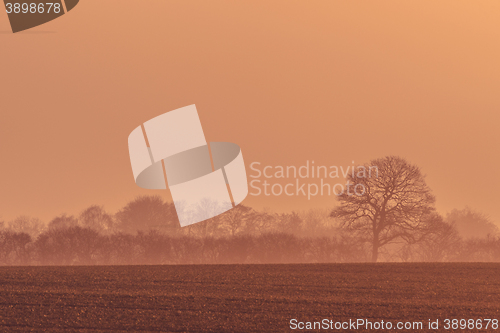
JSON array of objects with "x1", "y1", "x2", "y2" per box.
[{"x1": 0, "y1": 0, "x2": 499, "y2": 225}]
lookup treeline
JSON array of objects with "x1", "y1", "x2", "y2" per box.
[
  {"x1": 0, "y1": 196, "x2": 338, "y2": 239},
  {"x1": 3, "y1": 227, "x2": 500, "y2": 265},
  {"x1": 0, "y1": 229, "x2": 369, "y2": 265},
  {"x1": 0, "y1": 196, "x2": 499, "y2": 265}
]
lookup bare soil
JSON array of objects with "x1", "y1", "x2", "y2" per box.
[{"x1": 0, "y1": 263, "x2": 499, "y2": 332}]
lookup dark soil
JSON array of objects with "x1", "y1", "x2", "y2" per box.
[{"x1": 0, "y1": 263, "x2": 499, "y2": 332}]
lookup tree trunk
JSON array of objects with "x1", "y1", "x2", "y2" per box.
[
  {"x1": 371, "y1": 246, "x2": 379, "y2": 262},
  {"x1": 371, "y1": 235, "x2": 379, "y2": 262}
]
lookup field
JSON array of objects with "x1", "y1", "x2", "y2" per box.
[{"x1": 0, "y1": 264, "x2": 499, "y2": 332}]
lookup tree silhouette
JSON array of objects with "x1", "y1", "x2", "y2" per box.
[
  {"x1": 446, "y1": 207, "x2": 498, "y2": 240},
  {"x1": 275, "y1": 212, "x2": 302, "y2": 235},
  {"x1": 391, "y1": 216, "x2": 461, "y2": 262},
  {"x1": 0, "y1": 231, "x2": 32, "y2": 265},
  {"x1": 248, "y1": 210, "x2": 277, "y2": 235},
  {"x1": 331, "y1": 156, "x2": 437, "y2": 262},
  {"x1": 48, "y1": 214, "x2": 79, "y2": 230},
  {"x1": 115, "y1": 195, "x2": 178, "y2": 234},
  {"x1": 6, "y1": 215, "x2": 45, "y2": 238},
  {"x1": 219, "y1": 204, "x2": 255, "y2": 236},
  {"x1": 35, "y1": 226, "x2": 101, "y2": 265},
  {"x1": 79, "y1": 205, "x2": 115, "y2": 234}
]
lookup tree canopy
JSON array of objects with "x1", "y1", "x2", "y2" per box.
[{"x1": 331, "y1": 156, "x2": 439, "y2": 262}]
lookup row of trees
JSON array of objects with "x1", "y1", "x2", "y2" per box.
[
  {"x1": 0, "y1": 198, "x2": 337, "y2": 240},
  {"x1": 0, "y1": 229, "x2": 368, "y2": 265},
  {"x1": 0, "y1": 156, "x2": 497, "y2": 265},
  {"x1": 0, "y1": 224, "x2": 499, "y2": 265}
]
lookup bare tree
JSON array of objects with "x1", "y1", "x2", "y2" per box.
[
  {"x1": 79, "y1": 205, "x2": 116, "y2": 234},
  {"x1": 48, "y1": 214, "x2": 79, "y2": 230},
  {"x1": 299, "y1": 209, "x2": 336, "y2": 238},
  {"x1": 219, "y1": 204, "x2": 255, "y2": 236},
  {"x1": 183, "y1": 198, "x2": 230, "y2": 237},
  {"x1": 35, "y1": 226, "x2": 101, "y2": 265},
  {"x1": 249, "y1": 210, "x2": 278, "y2": 235},
  {"x1": 413, "y1": 218, "x2": 461, "y2": 262},
  {"x1": 115, "y1": 195, "x2": 178, "y2": 234},
  {"x1": 446, "y1": 207, "x2": 498, "y2": 240},
  {"x1": 0, "y1": 231, "x2": 32, "y2": 265},
  {"x1": 331, "y1": 156, "x2": 437, "y2": 262},
  {"x1": 275, "y1": 212, "x2": 302, "y2": 235},
  {"x1": 7, "y1": 216, "x2": 45, "y2": 238}
]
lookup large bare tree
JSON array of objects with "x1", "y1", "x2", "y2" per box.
[{"x1": 330, "y1": 156, "x2": 438, "y2": 262}]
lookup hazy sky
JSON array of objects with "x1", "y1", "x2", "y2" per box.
[{"x1": 1, "y1": 1, "x2": 499, "y2": 225}]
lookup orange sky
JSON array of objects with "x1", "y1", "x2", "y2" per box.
[{"x1": 1, "y1": 1, "x2": 499, "y2": 225}]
